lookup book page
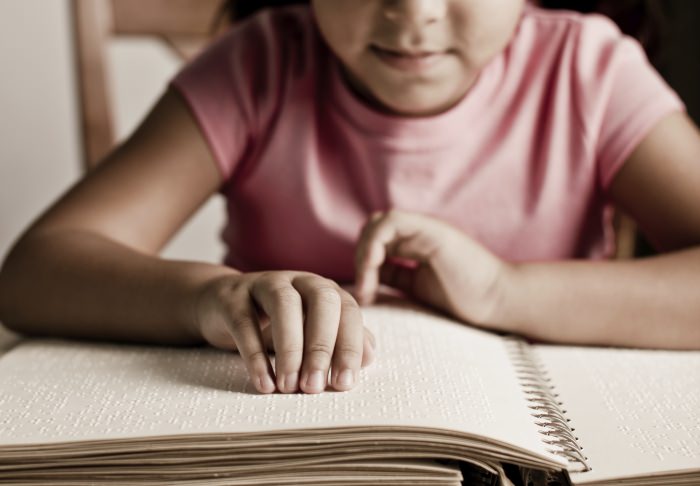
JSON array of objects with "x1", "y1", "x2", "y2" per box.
[
  {"x1": 0, "y1": 300, "x2": 560, "y2": 466},
  {"x1": 534, "y1": 345, "x2": 700, "y2": 483}
]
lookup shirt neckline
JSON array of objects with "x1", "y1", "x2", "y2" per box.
[{"x1": 326, "y1": 46, "x2": 505, "y2": 152}]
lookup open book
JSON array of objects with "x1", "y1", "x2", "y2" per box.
[{"x1": 0, "y1": 298, "x2": 698, "y2": 485}]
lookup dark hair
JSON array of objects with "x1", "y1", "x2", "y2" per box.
[
  {"x1": 214, "y1": 0, "x2": 308, "y2": 29},
  {"x1": 540, "y1": 0, "x2": 665, "y2": 60},
  {"x1": 216, "y1": 0, "x2": 663, "y2": 58}
]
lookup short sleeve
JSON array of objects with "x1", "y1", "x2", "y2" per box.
[
  {"x1": 572, "y1": 15, "x2": 685, "y2": 189},
  {"x1": 169, "y1": 11, "x2": 293, "y2": 182}
]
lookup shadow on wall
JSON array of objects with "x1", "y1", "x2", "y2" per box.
[
  {"x1": 635, "y1": 2, "x2": 700, "y2": 255},
  {"x1": 656, "y1": 1, "x2": 700, "y2": 125}
]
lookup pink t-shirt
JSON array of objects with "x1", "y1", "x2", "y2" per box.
[{"x1": 171, "y1": 4, "x2": 683, "y2": 282}]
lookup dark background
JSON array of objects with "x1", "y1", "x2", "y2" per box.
[
  {"x1": 656, "y1": 2, "x2": 700, "y2": 125},
  {"x1": 628, "y1": 1, "x2": 700, "y2": 255}
]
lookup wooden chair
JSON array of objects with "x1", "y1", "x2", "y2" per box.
[
  {"x1": 71, "y1": 0, "x2": 225, "y2": 170},
  {"x1": 70, "y1": 0, "x2": 229, "y2": 263}
]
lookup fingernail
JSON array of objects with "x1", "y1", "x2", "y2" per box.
[
  {"x1": 258, "y1": 374, "x2": 276, "y2": 394},
  {"x1": 305, "y1": 370, "x2": 326, "y2": 393},
  {"x1": 337, "y1": 369, "x2": 355, "y2": 389},
  {"x1": 282, "y1": 372, "x2": 298, "y2": 393}
]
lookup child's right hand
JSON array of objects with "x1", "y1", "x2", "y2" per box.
[{"x1": 193, "y1": 271, "x2": 375, "y2": 395}]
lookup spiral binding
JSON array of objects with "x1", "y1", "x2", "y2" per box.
[{"x1": 505, "y1": 338, "x2": 590, "y2": 473}]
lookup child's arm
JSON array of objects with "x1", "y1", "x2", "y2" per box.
[
  {"x1": 0, "y1": 90, "x2": 372, "y2": 394},
  {"x1": 355, "y1": 111, "x2": 700, "y2": 349}
]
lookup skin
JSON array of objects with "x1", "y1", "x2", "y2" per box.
[
  {"x1": 312, "y1": 0, "x2": 525, "y2": 115},
  {"x1": 1, "y1": 0, "x2": 699, "y2": 398}
]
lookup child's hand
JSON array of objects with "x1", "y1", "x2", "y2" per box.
[
  {"x1": 194, "y1": 271, "x2": 375, "y2": 395},
  {"x1": 355, "y1": 210, "x2": 510, "y2": 329}
]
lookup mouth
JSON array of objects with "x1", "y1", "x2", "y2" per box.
[{"x1": 370, "y1": 44, "x2": 448, "y2": 72}]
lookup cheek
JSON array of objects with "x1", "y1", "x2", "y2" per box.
[
  {"x1": 452, "y1": 1, "x2": 524, "y2": 66},
  {"x1": 480, "y1": 0, "x2": 525, "y2": 41},
  {"x1": 313, "y1": 1, "x2": 374, "y2": 59}
]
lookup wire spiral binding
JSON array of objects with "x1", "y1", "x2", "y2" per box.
[{"x1": 505, "y1": 338, "x2": 590, "y2": 473}]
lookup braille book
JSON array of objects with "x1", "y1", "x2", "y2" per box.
[{"x1": 0, "y1": 298, "x2": 698, "y2": 485}]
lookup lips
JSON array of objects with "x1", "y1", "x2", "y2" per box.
[
  {"x1": 373, "y1": 44, "x2": 441, "y2": 58},
  {"x1": 370, "y1": 44, "x2": 447, "y2": 72}
]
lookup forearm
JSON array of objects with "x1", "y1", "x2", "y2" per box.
[
  {"x1": 0, "y1": 229, "x2": 238, "y2": 344},
  {"x1": 493, "y1": 247, "x2": 700, "y2": 349}
]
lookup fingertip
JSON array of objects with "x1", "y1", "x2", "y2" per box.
[
  {"x1": 353, "y1": 274, "x2": 367, "y2": 298},
  {"x1": 277, "y1": 371, "x2": 299, "y2": 394},
  {"x1": 355, "y1": 293, "x2": 371, "y2": 307},
  {"x1": 256, "y1": 374, "x2": 277, "y2": 394},
  {"x1": 354, "y1": 285, "x2": 376, "y2": 306},
  {"x1": 300, "y1": 370, "x2": 327, "y2": 394},
  {"x1": 332, "y1": 368, "x2": 356, "y2": 392}
]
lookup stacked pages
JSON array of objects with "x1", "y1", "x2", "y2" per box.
[{"x1": 0, "y1": 299, "x2": 698, "y2": 485}]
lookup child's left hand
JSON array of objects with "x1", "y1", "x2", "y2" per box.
[{"x1": 354, "y1": 210, "x2": 511, "y2": 329}]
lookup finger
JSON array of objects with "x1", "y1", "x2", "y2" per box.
[
  {"x1": 260, "y1": 324, "x2": 274, "y2": 351},
  {"x1": 354, "y1": 212, "x2": 385, "y2": 302},
  {"x1": 358, "y1": 212, "x2": 449, "y2": 304},
  {"x1": 293, "y1": 276, "x2": 343, "y2": 394},
  {"x1": 225, "y1": 288, "x2": 276, "y2": 394},
  {"x1": 355, "y1": 212, "x2": 427, "y2": 305},
  {"x1": 379, "y1": 259, "x2": 416, "y2": 296},
  {"x1": 250, "y1": 275, "x2": 304, "y2": 394},
  {"x1": 256, "y1": 312, "x2": 274, "y2": 350},
  {"x1": 329, "y1": 289, "x2": 365, "y2": 391},
  {"x1": 355, "y1": 212, "x2": 399, "y2": 305},
  {"x1": 362, "y1": 327, "x2": 376, "y2": 368}
]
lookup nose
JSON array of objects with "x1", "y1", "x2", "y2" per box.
[{"x1": 382, "y1": 0, "x2": 448, "y2": 27}]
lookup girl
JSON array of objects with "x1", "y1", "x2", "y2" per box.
[{"x1": 1, "y1": 0, "x2": 699, "y2": 396}]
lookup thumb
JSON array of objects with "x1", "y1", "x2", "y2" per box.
[
  {"x1": 356, "y1": 212, "x2": 445, "y2": 305},
  {"x1": 379, "y1": 258, "x2": 418, "y2": 296},
  {"x1": 379, "y1": 258, "x2": 448, "y2": 311}
]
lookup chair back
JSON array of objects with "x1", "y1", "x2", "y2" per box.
[{"x1": 72, "y1": 0, "x2": 224, "y2": 169}]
